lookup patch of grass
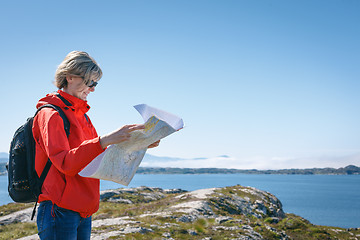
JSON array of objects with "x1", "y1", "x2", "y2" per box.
[
  {"x1": 93, "y1": 202, "x2": 129, "y2": 218},
  {"x1": 208, "y1": 217, "x2": 215, "y2": 224},
  {"x1": 324, "y1": 227, "x2": 360, "y2": 240},
  {"x1": 264, "y1": 217, "x2": 275, "y2": 224},
  {"x1": 0, "y1": 202, "x2": 33, "y2": 216},
  {"x1": 215, "y1": 185, "x2": 259, "y2": 203},
  {"x1": 309, "y1": 226, "x2": 329, "y2": 234},
  {"x1": 95, "y1": 194, "x2": 174, "y2": 219},
  {"x1": 0, "y1": 222, "x2": 37, "y2": 239},
  {"x1": 254, "y1": 225, "x2": 282, "y2": 240},
  {"x1": 279, "y1": 214, "x2": 309, "y2": 230},
  {"x1": 194, "y1": 218, "x2": 207, "y2": 233},
  {"x1": 276, "y1": 214, "x2": 359, "y2": 240}
]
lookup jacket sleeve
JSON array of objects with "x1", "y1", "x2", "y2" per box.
[{"x1": 33, "y1": 108, "x2": 104, "y2": 176}]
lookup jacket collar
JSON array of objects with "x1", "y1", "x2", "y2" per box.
[{"x1": 57, "y1": 90, "x2": 91, "y2": 113}]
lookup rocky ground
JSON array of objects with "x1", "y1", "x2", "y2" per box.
[{"x1": 0, "y1": 185, "x2": 359, "y2": 239}]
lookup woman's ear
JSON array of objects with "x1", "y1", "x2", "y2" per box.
[{"x1": 66, "y1": 75, "x2": 72, "y2": 83}]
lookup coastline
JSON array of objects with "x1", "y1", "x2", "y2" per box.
[{"x1": 1, "y1": 163, "x2": 360, "y2": 176}]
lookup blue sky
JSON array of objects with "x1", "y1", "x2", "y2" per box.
[{"x1": 0, "y1": 0, "x2": 359, "y2": 169}]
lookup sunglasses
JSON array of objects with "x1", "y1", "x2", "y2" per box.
[
  {"x1": 87, "y1": 80, "x2": 98, "y2": 88},
  {"x1": 69, "y1": 75, "x2": 99, "y2": 88}
]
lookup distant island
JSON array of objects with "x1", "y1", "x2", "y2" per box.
[
  {"x1": 135, "y1": 165, "x2": 360, "y2": 175},
  {"x1": 1, "y1": 156, "x2": 359, "y2": 176}
]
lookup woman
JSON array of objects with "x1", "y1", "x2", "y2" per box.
[{"x1": 32, "y1": 51, "x2": 159, "y2": 239}]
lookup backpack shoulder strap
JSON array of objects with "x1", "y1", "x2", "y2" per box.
[
  {"x1": 35, "y1": 92, "x2": 71, "y2": 137},
  {"x1": 84, "y1": 113, "x2": 89, "y2": 123},
  {"x1": 36, "y1": 104, "x2": 70, "y2": 137},
  {"x1": 55, "y1": 92, "x2": 72, "y2": 107}
]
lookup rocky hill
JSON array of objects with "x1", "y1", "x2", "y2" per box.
[{"x1": 0, "y1": 185, "x2": 359, "y2": 239}]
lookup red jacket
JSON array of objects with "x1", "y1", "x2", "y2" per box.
[{"x1": 32, "y1": 90, "x2": 104, "y2": 218}]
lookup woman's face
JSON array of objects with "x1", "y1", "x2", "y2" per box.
[{"x1": 65, "y1": 76, "x2": 96, "y2": 101}]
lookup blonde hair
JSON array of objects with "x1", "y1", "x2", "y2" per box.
[{"x1": 54, "y1": 51, "x2": 103, "y2": 89}]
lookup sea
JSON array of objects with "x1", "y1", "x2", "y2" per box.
[{"x1": 1, "y1": 174, "x2": 359, "y2": 229}]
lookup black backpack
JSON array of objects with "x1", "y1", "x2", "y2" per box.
[{"x1": 7, "y1": 100, "x2": 70, "y2": 219}]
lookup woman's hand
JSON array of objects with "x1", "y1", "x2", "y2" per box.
[
  {"x1": 100, "y1": 124, "x2": 145, "y2": 149},
  {"x1": 148, "y1": 140, "x2": 160, "y2": 149}
]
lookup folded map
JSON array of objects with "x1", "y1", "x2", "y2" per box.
[{"x1": 79, "y1": 104, "x2": 184, "y2": 185}]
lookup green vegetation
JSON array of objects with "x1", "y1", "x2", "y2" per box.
[
  {"x1": 0, "y1": 222, "x2": 37, "y2": 239},
  {"x1": 1, "y1": 185, "x2": 359, "y2": 239},
  {"x1": 0, "y1": 202, "x2": 33, "y2": 217}
]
